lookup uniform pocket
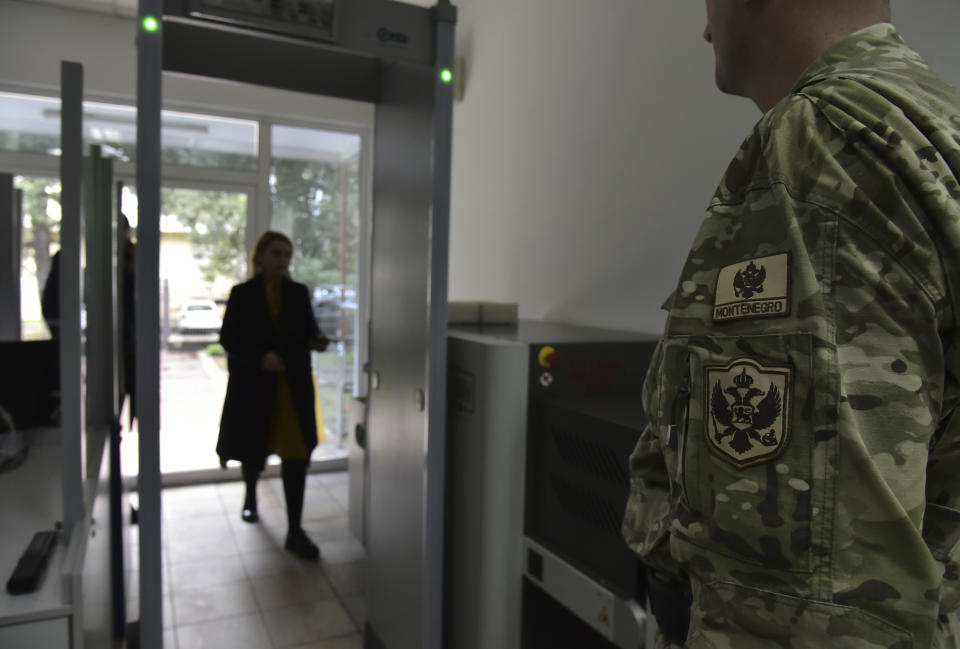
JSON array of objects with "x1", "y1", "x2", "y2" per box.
[
  {"x1": 687, "y1": 581, "x2": 912, "y2": 649},
  {"x1": 657, "y1": 339, "x2": 692, "y2": 500},
  {"x1": 675, "y1": 333, "x2": 818, "y2": 573},
  {"x1": 922, "y1": 502, "x2": 960, "y2": 613}
]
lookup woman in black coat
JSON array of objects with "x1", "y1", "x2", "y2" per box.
[{"x1": 216, "y1": 230, "x2": 329, "y2": 559}]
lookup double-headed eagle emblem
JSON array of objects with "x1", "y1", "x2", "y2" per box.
[
  {"x1": 710, "y1": 367, "x2": 781, "y2": 455},
  {"x1": 733, "y1": 261, "x2": 766, "y2": 299}
]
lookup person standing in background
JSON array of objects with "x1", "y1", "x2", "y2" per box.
[
  {"x1": 217, "y1": 230, "x2": 329, "y2": 559},
  {"x1": 622, "y1": 1, "x2": 960, "y2": 646}
]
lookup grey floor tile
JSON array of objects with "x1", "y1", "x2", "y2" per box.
[
  {"x1": 262, "y1": 600, "x2": 357, "y2": 649},
  {"x1": 176, "y1": 613, "x2": 272, "y2": 649},
  {"x1": 302, "y1": 497, "x2": 347, "y2": 521},
  {"x1": 326, "y1": 484, "x2": 349, "y2": 510},
  {"x1": 170, "y1": 554, "x2": 249, "y2": 591},
  {"x1": 240, "y1": 547, "x2": 301, "y2": 579},
  {"x1": 219, "y1": 481, "x2": 285, "y2": 512},
  {"x1": 317, "y1": 538, "x2": 365, "y2": 565},
  {"x1": 341, "y1": 595, "x2": 367, "y2": 630},
  {"x1": 163, "y1": 497, "x2": 226, "y2": 520},
  {"x1": 323, "y1": 562, "x2": 364, "y2": 597},
  {"x1": 249, "y1": 568, "x2": 334, "y2": 611},
  {"x1": 173, "y1": 580, "x2": 259, "y2": 626},
  {"x1": 139, "y1": 472, "x2": 357, "y2": 649},
  {"x1": 215, "y1": 480, "x2": 246, "y2": 498},
  {"x1": 304, "y1": 485, "x2": 330, "y2": 501},
  {"x1": 162, "y1": 487, "x2": 223, "y2": 518},
  {"x1": 290, "y1": 634, "x2": 363, "y2": 649},
  {"x1": 302, "y1": 515, "x2": 354, "y2": 543},
  {"x1": 167, "y1": 528, "x2": 239, "y2": 565},
  {"x1": 307, "y1": 472, "x2": 349, "y2": 489},
  {"x1": 164, "y1": 484, "x2": 221, "y2": 503},
  {"x1": 164, "y1": 510, "x2": 232, "y2": 539},
  {"x1": 230, "y1": 520, "x2": 285, "y2": 553},
  {"x1": 232, "y1": 503, "x2": 288, "y2": 533}
]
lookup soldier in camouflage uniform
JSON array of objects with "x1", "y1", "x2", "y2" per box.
[{"x1": 622, "y1": 1, "x2": 960, "y2": 647}]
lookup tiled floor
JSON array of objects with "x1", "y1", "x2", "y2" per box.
[{"x1": 126, "y1": 470, "x2": 365, "y2": 649}]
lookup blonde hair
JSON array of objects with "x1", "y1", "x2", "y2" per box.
[{"x1": 249, "y1": 230, "x2": 293, "y2": 278}]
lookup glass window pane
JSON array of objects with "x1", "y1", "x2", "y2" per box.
[
  {"x1": 159, "y1": 108, "x2": 258, "y2": 171},
  {"x1": 0, "y1": 92, "x2": 258, "y2": 170},
  {"x1": 78, "y1": 100, "x2": 136, "y2": 161},
  {"x1": 0, "y1": 92, "x2": 60, "y2": 155},
  {"x1": 16, "y1": 175, "x2": 61, "y2": 340},
  {"x1": 270, "y1": 124, "x2": 361, "y2": 456}
]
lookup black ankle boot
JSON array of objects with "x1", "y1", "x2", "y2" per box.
[
  {"x1": 285, "y1": 528, "x2": 320, "y2": 560},
  {"x1": 242, "y1": 492, "x2": 258, "y2": 523},
  {"x1": 241, "y1": 462, "x2": 261, "y2": 523}
]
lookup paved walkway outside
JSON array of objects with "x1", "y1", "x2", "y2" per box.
[{"x1": 120, "y1": 348, "x2": 350, "y2": 477}]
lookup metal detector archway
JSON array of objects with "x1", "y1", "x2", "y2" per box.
[{"x1": 135, "y1": 3, "x2": 455, "y2": 648}]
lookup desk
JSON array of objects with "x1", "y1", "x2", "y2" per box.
[{"x1": 0, "y1": 430, "x2": 71, "y2": 648}]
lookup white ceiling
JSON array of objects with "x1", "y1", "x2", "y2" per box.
[{"x1": 13, "y1": 0, "x2": 437, "y2": 19}]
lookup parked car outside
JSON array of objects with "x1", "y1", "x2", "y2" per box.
[
  {"x1": 312, "y1": 285, "x2": 356, "y2": 342},
  {"x1": 176, "y1": 298, "x2": 223, "y2": 334}
]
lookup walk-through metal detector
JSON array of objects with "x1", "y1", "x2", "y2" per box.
[{"x1": 135, "y1": 2, "x2": 455, "y2": 649}]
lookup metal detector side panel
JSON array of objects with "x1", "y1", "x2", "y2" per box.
[
  {"x1": 366, "y1": 58, "x2": 435, "y2": 649},
  {"x1": 364, "y1": 24, "x2": 460, "y2": 641}
]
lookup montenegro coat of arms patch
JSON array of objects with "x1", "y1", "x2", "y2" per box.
[{"x1": 705, "y1": 358, "x2": 791, "y2": 468}]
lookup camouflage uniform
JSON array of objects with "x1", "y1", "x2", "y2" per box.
[{"x1": 623, "y1": 24, "x2": 960, "y2": 648}]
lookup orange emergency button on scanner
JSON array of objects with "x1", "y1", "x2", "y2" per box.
[{"x1": 538, "y1": 346, "x2": 559, "y2": 368}]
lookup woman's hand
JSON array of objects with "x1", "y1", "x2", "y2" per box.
[
  {"x1": 309, "y1": 334, "x2": 330, "y2": 352},
  {"x1": 261, "y1": 351, "x2": 287, "y2": 372}
]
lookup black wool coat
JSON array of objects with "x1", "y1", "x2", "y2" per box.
[{"x1": 216, "y1": 274, "x2": 320, "y2": 470}]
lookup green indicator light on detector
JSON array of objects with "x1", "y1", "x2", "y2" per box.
[
  {"x1": 142, "y1": 16, "x2": 160, "y2": 32},
  {"x1": 440, "y1": 68, "x2": 453, "y2": 83}
]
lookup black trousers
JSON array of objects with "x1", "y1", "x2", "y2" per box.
[{"x1": 242, "y1": 459, "x2": 309, "y2": 531}]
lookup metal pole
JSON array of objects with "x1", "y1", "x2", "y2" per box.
[
  {"x1": 338, "y1": 161, "x2": 348, "y2": 445},
  {"x1": 162, "y1": 278, "x2": 170, "y2": 348},
  {"x1": 424, "y1": 3, "x2": 457, "y2": 648},
  {"x1": 136, "y1": 3, "x2": 164, "y2": 647},
  {"x1": 60, "y1": 61, "x2": 85, "y2": 539},
  {"x1": 0, "y1": 174, "x2": 20, "y2": 341}
]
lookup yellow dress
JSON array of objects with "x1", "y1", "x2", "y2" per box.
[{"x1": 264, "y1": 279, "x2": 308, "y2": 460}]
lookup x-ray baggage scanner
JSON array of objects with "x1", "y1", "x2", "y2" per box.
[
  {"x1": 446, "y1": 322, "x2": 658, "y2": 649},
  {"x1": 136, "y1": 3, "x2": 456, "y2": 648}
]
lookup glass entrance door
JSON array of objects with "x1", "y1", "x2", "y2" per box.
[
  {"x1": 269, "y1": 124, "x2": 363, "y2": 472},
  {"x1": 119, "y1": 168, "x2": 363, "y2": 479},
  {"x1": 14, "y1": 174, "x2": 60, "y2": 341},
  {"x1": 119, "y1": 184, "x2": 249, "y2": 477}
]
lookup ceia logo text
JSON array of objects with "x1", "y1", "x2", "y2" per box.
[{"x1": 377, "y1": 27, "x2": 409, "y2": 45}]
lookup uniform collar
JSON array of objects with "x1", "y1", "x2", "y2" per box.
[{"x1": 793, "y1": 23, "x2": 906, "y2": 92}]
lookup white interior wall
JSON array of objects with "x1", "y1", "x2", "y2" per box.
[{"x1": 447, "y1": 0, "x2": 960, "y2": 334}]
